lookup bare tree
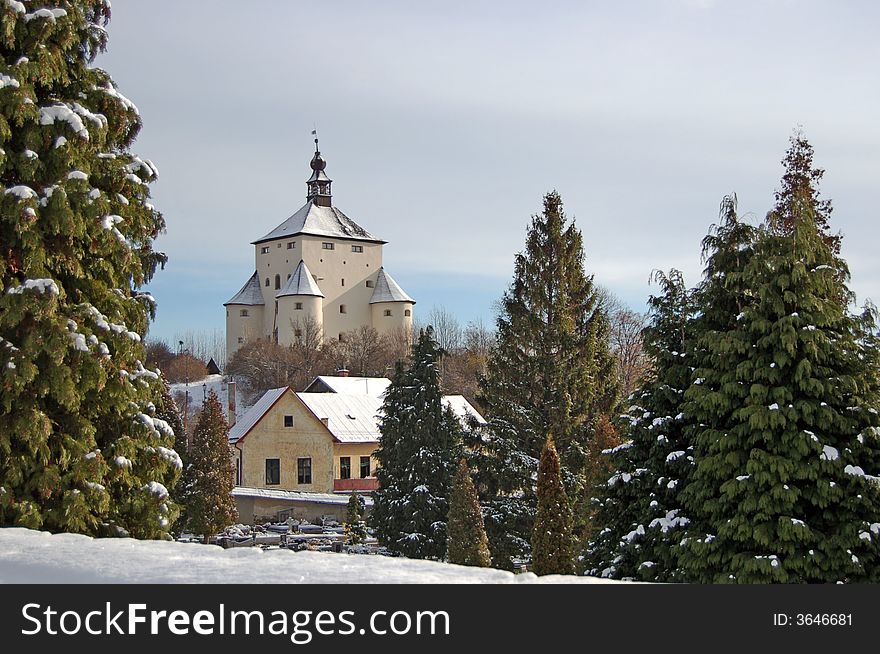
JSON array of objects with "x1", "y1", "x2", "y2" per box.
[
  {"x1": 173, "y1": 328, "x2": 226, "y2": 368},
  {"x1": 225, "y1": 338, "x2": 298, "y2": 404},
  {"x1": 339, "y1": 325, "x2": 387, "y2": 377},
  {"x1": 416, "y1": 305, "x2": 463, "y2": 354},
  {"x1": 609, "y1": 308, "x2": 648, "y2": 399}
]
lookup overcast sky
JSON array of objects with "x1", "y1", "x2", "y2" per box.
[{"x1": 99, "y1": 0, "x2": 880, "y2": 343}]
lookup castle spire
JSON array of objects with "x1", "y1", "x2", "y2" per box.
[{"x1": 306, "y1": 130, "x2": 332, "y2": 207}]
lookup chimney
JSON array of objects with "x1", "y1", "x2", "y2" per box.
[
  {"x1": 228, "y1": 381, "x2": 237, "y2": 427},
  {"x1": 336, "y1": 367, "x2": 350, "y2": 378}
]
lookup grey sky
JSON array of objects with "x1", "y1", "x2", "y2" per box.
[{"x1": 99, "y1": 0, "x2": 880, "y2": 341}]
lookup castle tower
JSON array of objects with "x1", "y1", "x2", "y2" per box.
[
  {"x1": 224, "y1": 272, "x2": 266, "y2": 360},
  {"x1": 370, "y1": 267, "x2": 415, "y2": 336},
  {"x1": 276, "y1": 260, "x2": 324, "y2": 346}
]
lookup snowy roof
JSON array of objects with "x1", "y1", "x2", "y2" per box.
[
  {"x1": 231, "y1": 486, "x2": 373, "y2": 507},
  {"x1": 296, "y1": 393, "x2": 384, "y2": 443},
  {"x1": 304, "y1": 375, "x2": 392, "y2": 397},
  {"x1": 223, "y1": 271, "x2": 264, "y2": 306},
  {"x1": 276, "y1": 260, "x2": 323, "y2": 298},
  {"x1": 369, "y1": 267, "x2": 415, "y2": 304},
  {"x1": 228, "y1": 387, "x2": 291, "y2": 444},
  {"x1": 253, "y1": 201, "x2": 385, "y2": 245},
  {"x1": 443, "y1": 394, "x2": 488, "y2": 425}
]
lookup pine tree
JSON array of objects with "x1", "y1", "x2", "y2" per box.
[
  {"x1": 531, "y1": 436, "x2": 574, "y2": 575},
  {"x1": 0, "y1": 1, "x2": 180, "y2": 538},
  {"x1": 585, "y1": 269, "x2": 697, "y2": 581},
  {"x1": 580, "y1": 414, "x2": 622, "y2": 547},
  {"x1": 344, "y1": 492, "x2": 367, "y2": 546},
  {"x1": 372, "y1": 327, "x2": 462, "y2": 559},
  {"x1": 447, "y1": 458, "x2": 491, "y2": 567},
  {"x1": 680, "y1": 142, "x2": 880, "y2": 583},
  {"x1": 476, "y1": 191, "x2": 618, "y2": 569},
  {"x1": 178, "y1": 390, "x2": 237, "y2": 542},
  {"x1": 155, "y1": 376, "x2": 188, "y2": 533}
]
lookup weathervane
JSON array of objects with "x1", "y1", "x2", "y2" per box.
[{"x1": 312, "y1": 126, "x2": 319, "y2": 152}]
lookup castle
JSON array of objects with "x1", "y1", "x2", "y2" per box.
[{"x1": 224, "y1": 139, "x2": 415, "y2": 361}]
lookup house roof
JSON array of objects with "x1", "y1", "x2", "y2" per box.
[
  {"x1": 231, "y1": 486, "x2": 373, "y2": 507},
  {"x1": 442, "y1": 394, "x2": 487, "y2": 425},
  {"x1": 304, "y1": 375, "x2": 392, "y2": 397},
  {"x1": 228, "y1": 387, "x2": 290, "y2": 444},
  {"x1": 252, "y1": 201, "x2": 385, "y2": 245},
  {"x1": 369, "y1": 267, "x2": 415, "y2": 304},
  {"x1": 296, "y1": 393, "x2": 383, "y2": 443},
  {"x1": 223, "y1": 271, "x2": 265, "y2": 306},
  {"x1": 276, "y1": 260, "x2": 324, "y2": 298}
]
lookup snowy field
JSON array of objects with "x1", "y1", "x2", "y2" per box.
[{"x1": 0, "y1": 528, "x2": 619, "y2": 584}]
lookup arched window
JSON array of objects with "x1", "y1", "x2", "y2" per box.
[{"x1": 274, "y1": 274, "x2": 281, "y2": 290}]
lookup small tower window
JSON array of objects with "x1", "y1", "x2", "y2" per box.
[
  {"x1": 287, "y1": 242, "x2": 296, "y2": 249},
  {"x1": 237, "y1": 337, "x2": 244, "y2": 344},
  {"x1": 274, "y1": 274, "x2": 281, "y2": 290},
  {"x1": 239, "y1": 309, "x2": 249, "y2": 317},
  {"x1": 265, "y1": 278, "x2": 270, "y2": 287},
  {"x1": 351, "y1": 245, "x2": 363, "y2": 253},
  {"x1": 340, "y1": 304, "x2": 347, "y2": 314},
  {"x1": 366, "y1": 280, "x2": 374, "y2": 288},
  {"x1": 295, "y1": 302, "x2": 303, "y2": 310},
  {"x1": 261, "y1": 246, "x2": 270, "y2": 254},
  {"x1": 405, "y1": 309, "x2": 411, "y2": 317},
  {"x1": 384, "y1": 309, "x2": 392, "y2": 317},
  {"x1": 322, "y1": 242, "x2": 334, "y2": 250}
]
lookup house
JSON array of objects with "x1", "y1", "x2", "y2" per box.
[
  {"x1": 224, "y1": 137, "x2": 416, "y2": 362},
  {"x1": 227, "y1": 374, "x2": 485, "y2": 523}
]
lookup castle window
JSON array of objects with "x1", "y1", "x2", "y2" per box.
[
  {"x1": 274, "y1": 274, "x2": 281, "y2": 290},
  {"x1": 341, "y1": 278, "x2": 345, "y2": 287},
  {"x1": 351, "y1": 245, "x2": 363, "y2": 253},
  {"x1": 338, "y1": 333, "x2": 345, "y2": 342},
  {"x1": 340, "y1": 305, "x2": 347, "y2": 314},
  {"x1": 340, "y1": 457, "x2": 351, "y2": 480},
  {"x1": 237, "y1": 337, "x2": 244, "y2": 344},
  {"x1": 295, "y1": 329, "x2": 302, "y2": 340},
  {"x1": 287, "y1": 242, "x2": 296, "y2": 249},
  {"x1": 366, "y1": 280, "x2": 374, "y2": 288},
  {"x1": 360, "y1": 456, "x2": 371, "y2": 478},
  {"x1": 265, "y1": 278, "x2": 270, "y2": 287},
  {"x1": 384, "y1": 309, "x2": 392, "y2": 317},
  {"x1": 322, "y1": 242, "x2": 334, "y2": 250},
  {"x1": 265, "y1": 459, "x2": 280, "y2": 485},
  {"x1": 239, "y1": 309, "x2": 249, "y2": 317},
  {"x1": 295, "y1": 302, "x2": 303, "y2": 310},
  {"x1": 405, "y1": 309, "x2": 411, "y2": 317},
  {"x1": 284, "y1": 415, "x2": 294, "y2": 428},
  {"x1": 287, "y1": 274, "x2": 291, "y2": 280},
  {"x1": 297, "y1": 458, "x2": 312, "y2": 485},
  {"x1": 261, "y1": 246, "x2": 270, "y2": 254}
]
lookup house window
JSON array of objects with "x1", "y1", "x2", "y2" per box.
[
  {"x1": 405, "y1": 309, "x2": 411, "y2": 317},
  {"x1": 284, "y1": 415, "x2": 294, "y2": 428},
  {"x1": 340, "y1": 457, "x2": 351, "y2": 480},
  {"x1": 261, "y1": 246, "x2": 270, "y2": 254},
  {"x1": 274, "y1": 274, "x2": 281, "y2": 290},
  {"x1": 322, "y1": 242, "x2": 334, "y2": 250},
  {"x1": 287, "y1": 242, "x2": 296, "y2": 249},
  {"x1": 384, "y1": 309, "x2": 392, "y2": 317},
  {"x1": 265, "y1": 278, "x2": 270, "y2": 287},
  {"x1": 239, "y1": 309, "x2": 249, "y2": 317},
  {"x1": 340, "y1": 305, "x2": 347, "y2": 314},
  {"x1": 360, "y1": 456, "x2": 371, "y2": 478},
  {"x1": 265, "y1": 459, "x2": 280, "y2": 485},
  {"x1": 366, "y1": 280, "x2": 374, "y2": 288},
  {"x1": 351, "y1": 245, "x2": 363, "y2": 253},
  {"x1": 295, "y1": 302, "x2": 303, "y2": 310},
  {"x1": 297, "y1": 458, "x2": 312, "y2": 484}
]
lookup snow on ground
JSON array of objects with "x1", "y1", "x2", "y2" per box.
[
  {"x1": 169, "y1": 374, "x2": 248, "y2": 422},
  {"x1": 0, "y1": 528, "x2": 620, "y2": 584}
]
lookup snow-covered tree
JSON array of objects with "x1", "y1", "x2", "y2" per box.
[
  {"x1": 680, "y1": 143, "x2": 880, "y2": 583},
  {"x1": 447, "y1": 458, "x2": 491, "y2": 567},
  {"x1": 0, "y1": 1, "x2": 180, "y2": 538},
  {"x1": 585, "y1": 269, "x2": 697, "y2": 581},
  {"x1": 177, "y1": 390, "x2": 237, "y2": 542},
  {"x1": 344, "y1": 492, "x2": 367, "y2": 546},
  {"x1": 372, "y1": 327, "x2": 462, "y2": 559},
  {"x1": 476, "y1": 191, "x2": 617, "y2": 569},
  {"x1": 531, "y1": 436, "x2": 574, "y2": 575}
]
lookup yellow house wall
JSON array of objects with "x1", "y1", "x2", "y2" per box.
[{"x1": 332, "y1": 442, "x2": 379, "y2": 479}]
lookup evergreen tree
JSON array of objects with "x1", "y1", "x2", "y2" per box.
[
  {"x1": 372, "y1": 327, "x2": 462, "y2": 559},
  {"x1": 531, "y1": 436, "x2": 574, "y2": 575},
  {"x1": 580, "y1": 414, "x2": 622, "y2": 547},
  {"x1": 476, "y1": 191, "x2": 618, "y2": 569},
  {"x1": 0, "y1": 1, "x2": 180, "y2": 537},
  {"x1": 447, "y1": 458, "x2": 491, "y2": 567},
  {"x1": 154, "y1": 376, "x2": 189, "y2": 533},
  {"x1": 344, "y1": 492, "x2": 367, "y2": 546},
  {"x1": 680, "y1": 143, "x2": 880, "y2": 583},
  {"x1": 585, "y1": 270, "x2": 697, "y2": 581},
  {"x1": 178, "y1": 390, "x2": 237, "y2": 542}
]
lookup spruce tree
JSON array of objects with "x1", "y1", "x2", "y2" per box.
[
  {"x1": 476, "y1": 191, "x2": 617, "y2": 569},
  {"x1": 344, "y1": 492, "x2": 367, "y2": 546},
  {"x1": 680, "y1": 143, "x2": 880, "y2": 583},
  {"x1": 585, "y1": 269, "x2": 696, "y2": 581},
  {"x1": 0, "y1": 1, "x2": 180, "y2": 537},
  {"x1": 372, "y1": 327, "x2": 462, "y2": 559},
  {"x1": 178, "y1": 390, "x2": 237, "y2": 542},
  {"x1": 531, "y1": 436, "x2": 574, "y2": 575},
  {"x1": 447, "y1": 458, "x2": 491, "y2": 567}
]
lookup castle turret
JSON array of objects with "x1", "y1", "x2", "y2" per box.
[
  {"x1": 306, "y1": 135, "x2": 332, "y2": 207},
  {"x1": 369, "y1": 267, "x2": 415, "y2": 337},
  {"x1": 276, "y1": 259, "x2": 324, "y2": 346},
  {"x1": 224, "y1": 271, "x2": 265, "y2": 361}
]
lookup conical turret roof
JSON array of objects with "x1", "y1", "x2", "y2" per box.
[
  {"x1": 224, "y1": 271, "x2": 265, "y2": 306},
  {"x1": 277, "y1": 260, "x2": 324, "y2": 298},
  {"x1": 369, "y1": 267, "x2": 415, "y2": 304}
]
